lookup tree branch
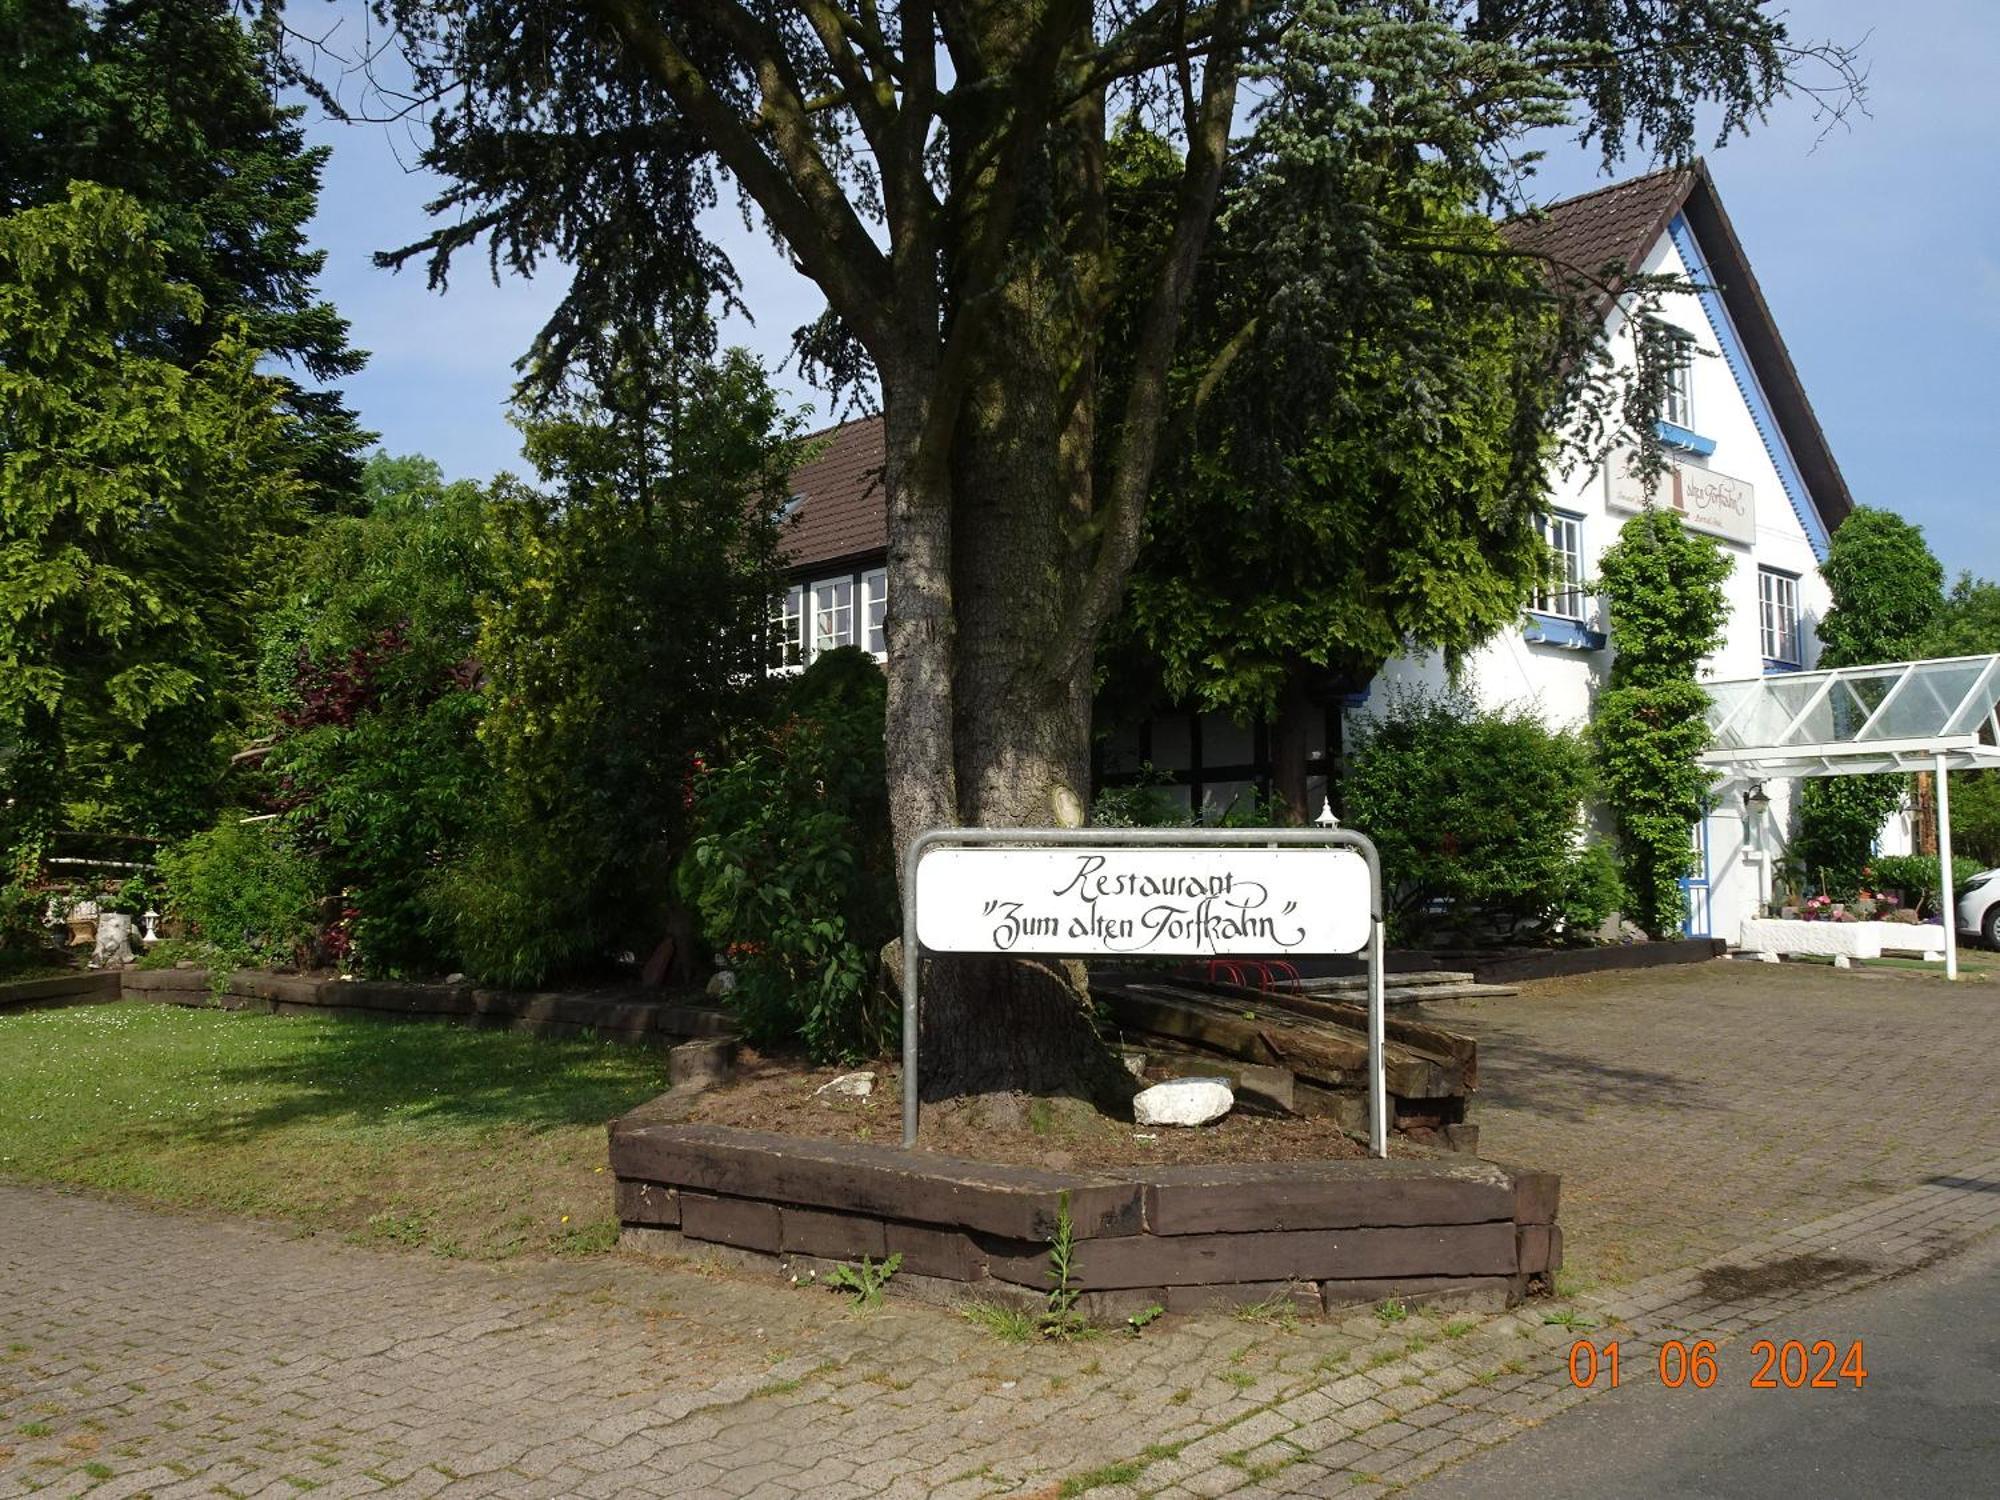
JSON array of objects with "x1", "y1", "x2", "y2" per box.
[
  {"x1": 590, "y1": 0, "x2": 896, "y2": 351},
  {"x1": 1048, "y1": 0, "x2": 1253, "y2": 677}
]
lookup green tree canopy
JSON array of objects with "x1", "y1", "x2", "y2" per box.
[
  {"x1": 310, "y1": 0, "x2": 1861, "y2": 1097},
  {"x1": 1925, "y1": 573, "x2": 2000, "y2": 659},
  {"x1": 436, "y1": 342, "x2": 804, "y2": 986},
  {"x1": 1110, "y1": 114, "x2": 1586, "y2": 815},
  {"x1": 256, "y1": 451, "x2": 494, "y2": 971},
  {"x1": 1795, "y1": 507, "x2": 1944, "y2": 889},
  {"x1": 0, "y1": 182, "x2": 303, "y2": 853},
  {"x1": 1815, "y1": 507, "x2": 1943, "y2": 667},
  {"x1": 2, "y1": 0, "x2": 369, "y2": 509}
]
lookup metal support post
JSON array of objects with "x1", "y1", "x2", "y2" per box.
[{"x1": 1937, "y1": 751, "x2": 1958, "y2": 982}]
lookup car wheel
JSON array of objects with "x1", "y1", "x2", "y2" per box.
[{"x1": 1985, "y1": 903, "x2": 2000, "y2": 952}]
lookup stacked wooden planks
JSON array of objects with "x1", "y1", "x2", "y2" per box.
[{"x1": 1093, "y1": 973, "x2": 1482, "y2": 1148}]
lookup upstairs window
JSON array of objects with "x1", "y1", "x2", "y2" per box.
[
  {"x1": 1759, "y1": 567, "x2": 1801, "y2": 666},
  {"x1": 1535, "y1": 511, "x2": 1587, "y2": 621},
  {"x1": 862, "y1": 569, "x2": 888, "y2": 659},
  {"x1": 1658, "y1": 326, "x2": 1697, "y2": 430}
]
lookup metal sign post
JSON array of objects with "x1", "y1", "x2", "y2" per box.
[{"x1": 900, "y1": 825, "x2": 1388, "y2": 1156}]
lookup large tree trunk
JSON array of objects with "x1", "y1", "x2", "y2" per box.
[
  {"x1": 890, "y1": 38, "x2": 1133, "y2": 1109},
  {"x1": 871, "y1": 0, "x2": 1243, "y2": 1113}
]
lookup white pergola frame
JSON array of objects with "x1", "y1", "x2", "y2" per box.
[{"x1": 1701, "y1": 654, "x2": 2000, "y2": 980}]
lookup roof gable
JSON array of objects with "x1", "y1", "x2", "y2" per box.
[{"x1": 1507, "y1": 162, "x2": 1853, "y2": 535}]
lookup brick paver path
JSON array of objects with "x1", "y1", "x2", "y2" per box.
[
  {"x1": 6, "y1": 959, "x2": 2000, "y2": 1498},
  {"x1": 1422, "y1": 958, "x2": 2000, "y2": 1287}
]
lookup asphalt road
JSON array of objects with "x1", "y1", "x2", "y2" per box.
[{"x1": 1407, "y1": 1229, "x2": 2000, "y2": 1499}]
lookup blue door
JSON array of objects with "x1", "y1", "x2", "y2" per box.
[{"x1": 1681, "y1": 813, "x2": 1713, "y2": 938}]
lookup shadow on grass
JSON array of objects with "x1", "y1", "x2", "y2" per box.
[{"x1": 183, "y1": 1014, "x2": 668, "y2": 1143}]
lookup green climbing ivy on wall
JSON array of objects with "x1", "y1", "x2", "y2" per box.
[{"x1": 1591, "y1": 509, "x2": 1733, "y2": 938}]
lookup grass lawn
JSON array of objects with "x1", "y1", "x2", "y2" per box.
[{"x1": 0, "y1": 1003, "x2": 670, "y2": 1260}]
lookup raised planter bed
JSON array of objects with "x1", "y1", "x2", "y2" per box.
[
  {"x1": 119, "y1": 967, "x2": 734, "y2": 1046},
  {"x1": 608, "y1": 1116, "x2": 1560, "y2": 1320},
  {"x1": 0, "y1": 970, "x2": 121, "y2": 1012},
  {"x1": 1738, "y1": 918, "x2": 1945, "y2": 965}
]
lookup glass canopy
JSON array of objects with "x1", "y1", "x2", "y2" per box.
[{"x1": 1702, "y1": 655, "x2": 2000, "y2": 779}]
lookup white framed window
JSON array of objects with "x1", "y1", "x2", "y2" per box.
[
  {"x1": 810, "y1": 577, "x2": 854, "y2": 655},
  {"x1": 771, "y1": 584, "x2": 805, "y2": 669},
  {"x1": 862, "y1": 568, "x2": 888, "y2": 660},
  {"x1": 1535, "y1": 511, "x2": 1587, "y2": 621},
  {"x1": 1659, "y1": 327, "x2": 1697, "y2": 430},
  {"x1": 1759, "y1": 566, "x2": 1801, "y2": 665}
]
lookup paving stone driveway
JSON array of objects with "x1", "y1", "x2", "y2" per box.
[
  {"x1": 5, "y1": 958, "x2": 2000, "y2": 1499},
  {"x1": 1422, "y1": 958, "x2": 2000, "y2": 1287}
]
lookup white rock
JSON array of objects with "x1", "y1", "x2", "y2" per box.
[
  {"x1": 444, "y1": 972, "x2": 468, "y2": 985},
  {"x1": 1133, "y1": 1078, "x2": 1234, "y2": 1127},
  {"x1": 705, "y1": 968, "x2": 738, "y2": 998},
  {"x1": 815, "y1": 1070, "x2": 875, "y2": 1098},
  {"x1": 90, "y1": 912, "x2": 135, "y2": 968}
]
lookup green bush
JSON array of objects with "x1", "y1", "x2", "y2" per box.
[
  {"x1": 436, "y1": 352, "x2": 797, "y2": 986},
  {"x1": 257, "y1": 454, "x2": 492, "y2": 975},
  {"x1": 156, "y1": 816, "x2": 319, "y2": 971},
  {"x1": 679, "y1": 650, "x2": 897, "y2": 1063},
  {"x1": 0, "y1": 878, "x2": 56, "y2": 970},
  {"x1": 1343, "y1": 688, "x2": 1616, "y2": 944},
  {"x1": 1947, "y1": 771, "x2": 2000, "y2": 868},
  {"x1": 1589, "y1": 509, "x2": 1732, "y2": 937},
  {"x1": 1863, "y1": 854, "x2": 1984, "y2": 918}
]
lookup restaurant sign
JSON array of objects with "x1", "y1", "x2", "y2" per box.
[
  {"x1": 1605, "y1": 449, "x2": 1756, "y2": 546},
  {"x1": 912, "y1": 847, "x2": 1373, "y2": 958}
]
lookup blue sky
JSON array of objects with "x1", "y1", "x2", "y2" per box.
[{"x1": 296, "y1": 1, "x2": 1998, "y2": 580}]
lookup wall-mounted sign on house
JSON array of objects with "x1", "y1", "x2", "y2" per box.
[{"x1": 1604, "y1": 447, "x2": 1756, "y2": 546}]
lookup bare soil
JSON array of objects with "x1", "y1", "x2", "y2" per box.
[{"x1": 681, "y1": 1050, "x2": 1368, "y2": 1170}]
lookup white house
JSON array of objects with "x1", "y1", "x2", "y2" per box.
[{"x1": 775, "y1": 162, "x2": 1858, "y2": 945}]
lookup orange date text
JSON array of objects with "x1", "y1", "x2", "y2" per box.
[{"x1": 1565, "y1": 1339, "x2": 1867, "y2": 1390}]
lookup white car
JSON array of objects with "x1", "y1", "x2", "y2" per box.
[{"x1": 1960, "y1": 868, "x2": 2000, "y2": 949}]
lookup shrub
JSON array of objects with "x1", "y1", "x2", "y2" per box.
[
  {"x1": 156, "y1": 816, "x2": 319, "y2": 971},
  {"x1": 1343, "y1": 688, "x2": 1615, "y2": 944},
  {"x1": 257, "y1": 454, "x2": 492, "y2": 975},
  {"x1": 1951, "y1": 772, "x2": 2000, "y2": 868},
  {"x1": 1795, "y1": 777, "x2": 1903, "y2": 897},
  {"x1": 1589, "y1": 510, "x2": 1731, "y2": 937},
  {"x1": 437, "y1": 351, "x2": 798, "y2": 986},
  {"x1": 679, "y1": 650, "x2": 897, "y2": 1062},
  {"x1": 1863, "y1": 854, "x2": 1984, "y2": 918}
]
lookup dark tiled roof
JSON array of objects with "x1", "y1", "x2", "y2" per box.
[
  {"x1": 781, "y1": 164, "x2": 1850, "y2": 564},
  {"x1": 783, "y1": 412, "x2": 886, "y2": 571},
  {"x1": 1500, "y1": 165, "x2": 1695, "y2": 291}
]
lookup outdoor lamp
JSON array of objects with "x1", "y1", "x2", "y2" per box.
[{"x1": 1743, "y1": 782, "x2": 1771, "y2": 816}]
